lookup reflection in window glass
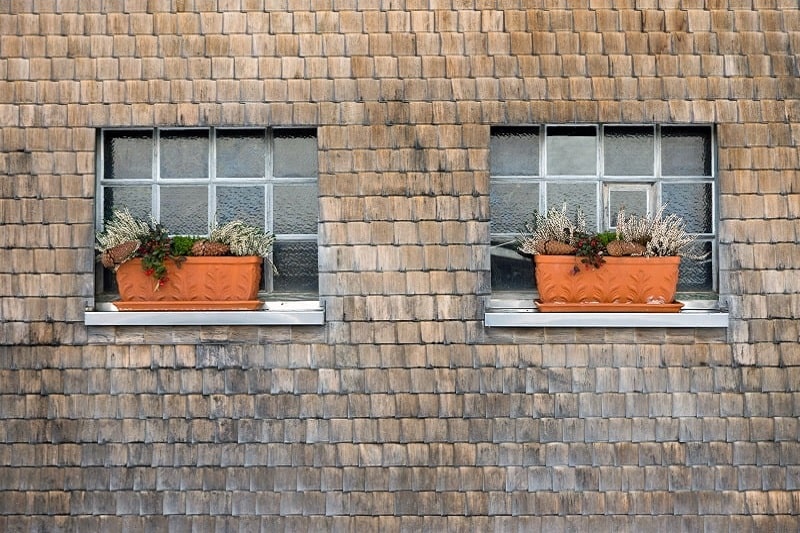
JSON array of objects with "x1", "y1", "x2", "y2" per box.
[{"x1": 547, "y1": 126, "x2": 596, "y2": 175}]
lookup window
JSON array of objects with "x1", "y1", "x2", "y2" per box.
[
  {"x1": 96, "y1": 127, "x2": 319, "y2": 300},
  {"x1": 490, "y1": 125, "x2": 716, "y2": 297}
]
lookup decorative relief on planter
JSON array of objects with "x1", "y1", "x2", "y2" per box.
[
  {"x1": 534, "y1": 255, "x2": 683, "y2": 313},
  {"x1": 114, "y1": 256, "x2": 263, "y2": 311}
]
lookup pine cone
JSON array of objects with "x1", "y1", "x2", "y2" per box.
[
  {"x1": 606, "y1": 240, "x2": 646, "y2": 257},
  {"x1": 536, "y1": 240, "x2": 576, "y2": 255},
  {"x1": 191, "y1": 240, "x2": 231, "y2": 256},
  {"x1": 100, "y1": 240, "x2": 139, "y2": 268}
]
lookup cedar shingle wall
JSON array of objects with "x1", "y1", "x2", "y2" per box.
[{"x1": 1, "y1": 2, "x2": 799, "y2": 529}]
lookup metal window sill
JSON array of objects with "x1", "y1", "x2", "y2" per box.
[
  {"x1": 484, "y1": 308, "x2": 728, "y2": 328},
  {"x1": 85, "y1": 301, "x2": 325, "y2": 326}
]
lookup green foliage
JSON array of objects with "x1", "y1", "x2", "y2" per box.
[
  {"x1": 171, "y1": 235, "x2": 201, "y2": 256},
  {"x1": 596, "y1": 231, "x2": 618, "y2": 247},
  {"x1": 573, "y1": 232, "x2": 606, "y2": 271}
]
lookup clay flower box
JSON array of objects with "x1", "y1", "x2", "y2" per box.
[
  {"x1": 517, "y1": 205, "x2": 702, "y2": 313},
  {"x1": 96, "y1": 209, "x2": 275, "y2": 311}
]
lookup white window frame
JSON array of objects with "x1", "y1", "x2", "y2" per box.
[
  {"x1": 486, "y1": 124, "x2": 727, "y2": 328},
  {"x1": 85, "y1": 127, "x2": 324, "y2": 326}
]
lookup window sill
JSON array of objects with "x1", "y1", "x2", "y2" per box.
[
  {"x1": 485, "y1": 295, "x2": 728, "y2": 328},
  {"x1": 84, "y1": 301, "x2": 325, "y2": 326},
  {"x1": 484, "y1": 308, "x2": 728, "y2": 328}
]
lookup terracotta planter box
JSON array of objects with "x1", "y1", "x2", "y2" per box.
[
  {"x1": 114, "y1": 256, "x2": 263, "y2": 311},
  {"x1": 534, "y1": 255, "x2": 683, "y2": 312}
]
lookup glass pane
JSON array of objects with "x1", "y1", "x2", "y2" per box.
[
  {"x1": 216, "y1": 186, "x2": 265, "y2": 227},
  {"x1": 547, "y1": 126, "x2": 597, "y2": 175},
  {"x1": 103, "y1": 187, "x2": 151, "y2": 221},
  {"x1": 217, "y1": 130, "x2": 265, "y2": 178},
  {"x1": 546, "y1": 182, "x2": 598, "y2": 231},
  {"x1": 274, "y1": 130, "x2": 317, "y2": 178},
  {"x1": 491, "y1": 239, "x2": 533, "y2": 292},
  {"x1": 273, "y1": 240, "x2": 319, "y2": 293},
  {"x1": 160, "y1": 130, "x2": 209, "y2": 180},
  {"x1": 608, "y1": 189, "x2": 648, "y2": 227},
  {"x1": 160, "y1": 186, "x2": 208, "y2": 235},
  {"x1": 490, "y1": 128, "x2": 539, "y2": 176},
  {"x1": 662, "y1": 183, "x2": 713, "y2": 233},
  {"x1": 490, "y1": 181, "x2": 539, "y2": 234},
  {"x1": 604, "y1": 126, "x2": 654, "y2": 176},
  {"x1": 104, "y1": 131, "x2": 152, "y2": 179},
  {"x1": 678, "y1": 241, "x2": 713, "y2": 291},
  {"x1": 273, "y1": 184, "x2": 318, "y2": 234},
  {"x1": 662, "y1": 126, "x2": 712, "y2": 176}
]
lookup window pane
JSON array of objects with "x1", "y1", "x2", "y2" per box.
[
  {"x1": 273, "y1": 184, "x2": 318, "y2": 234},
  {"x1": 491, "y1": 240, "x2": 533, "y2": 292},
  {"x1": 217, "y1": 186, "x2": 264, "y2": 227},
  {"x1": 272, "y1": 240, "x2": 319, "y2": 293},
  {"x1": 662, "y1": 183, "x2": 713, "y2": 233},
  {"x1": 104, "y1": 131, "x2": 152, "y2": 179},
  {"x1": 547, "y1": 126, "x2": 596, "y2": 175},
  {"x1": 662, "y1": 126, "x2": 712, "y2": 176},
  {"x1": 490, "y1": 182, "x2": 539, "y2": 234},
  {"x1": 160, "y1": 186, "x2": 208, "y2": 235},
  {"x1": 546, "y1": 182, "x2": 598, "y2": 231},
  {"x1": 678, "y1": 241, "x2": 713, "y2": 291},
  {"x1": 490, "y1": 128, "x2": 538, "y2": 176},
  {"x1": 160, "y1": 130, "x2": 209, "y2": 180},
  {"x1": 608, "y1": 189, "x2": 648, "y2": 227},
  {"x1": 217, "y1": 130, "x2": 265, "y2": 178},
  {"x1": 604, "y1": 126, "x2": 654, "y2": 176},
  {"x1": 274, "y1": 130, "x2": 317, "y2": 178},
  {"x1": 103, "y1": 187, "x2": 151, "y2": 221}
]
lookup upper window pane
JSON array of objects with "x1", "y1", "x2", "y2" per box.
[
  {"x1": 104, "y1": 131, "x2": 152, "y2": 180},
  {"x1": 547, "y1": 126, "x2": 597, "y2": 175},
  {"x1": 160, "y1": 130, "x2": 209, "y2": 180},
  {"x1": 490, "y1": 127, "x2": 538, "y2": 176},
  {"x1": 604, "y1": 126, "x2": 654, "y2": 176},
  {"x1": 661, "y1": 126, "x2": 712, "y2": 176},
  {"x1": 274, "y1": 130, "x2": 317, "y2": 178},
  {"x1": 217, "y1": 130, "x2": 265, "y2": 178}
]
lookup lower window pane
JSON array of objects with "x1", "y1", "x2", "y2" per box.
[
  {"x1": 678, "y1": 241, "x2": 713, "y2": 291},
  {"x1": 272, "y1": 240, "x2": 319, "y2": 294},
  {"x1": 662, "y1": 183, "x2": 713, "y2": 233},
  {"x1": 490, "y1": 181, "x2": 539, "y2": 234},
  {"x1": 104, "y1": 187, "x2": 151, "y2": 220},
  {"x1": 160, "y1": 186, "x2": 208, "y2": 235},
  {"x1": 217, "y1": 186, "x2": 264, "y2": 227},
  {"x1": 273, "y1": 184, "x2": 319, "y2": 234},
  {"x1": 546, "y1": 182, "x2": 598, "y2": 231},
  {"x1": 491, "y1": 240, "x2": 533, "y2": 292}
]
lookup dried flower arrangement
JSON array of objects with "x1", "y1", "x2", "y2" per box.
[
  {"x1": 517, "y1": 203, "x2": 703, "y2": 270},
  {"x1": 96, "y1": 208, "x2": 276, "y2": 290}
]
